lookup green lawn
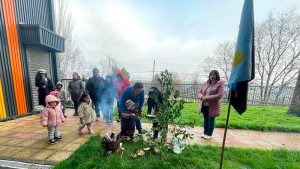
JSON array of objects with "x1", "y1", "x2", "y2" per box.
[
  {"x1": 54, "y1": 135, "x2": 300, "y2": 169},
  {"x1": 122, "y1": 103, "x2": 300, "y2": 133}
]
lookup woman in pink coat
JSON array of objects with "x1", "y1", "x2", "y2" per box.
[
  {"x1": 40, "y1": 95, "x2": 65, "y2": 144},
  {"x1": 198, "y1": 70, "x2": 225, "y2": 140}
]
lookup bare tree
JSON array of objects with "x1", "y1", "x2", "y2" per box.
[
  {"x1": 255, "y1": 9, "x2": 300, "y2": 101},
  {"x1": 289, "y1": 70, "x2": 300, "y2": 116},
  {"x1": 191, "y1": 72, "x2": 201, "y2": 84},
  {"x1": 212, "y1": 41, "x2": 235, "y2": 81},
  {"x1": 55, "y1": 0, "x2": 81, "y2": 78},
  {"x1": 201, "y1": 55, "x2": 215, "y2": 76}
]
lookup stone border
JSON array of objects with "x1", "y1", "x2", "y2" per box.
[{"x1": 0, "y1": 160, "x2": 52, "y2": 169}]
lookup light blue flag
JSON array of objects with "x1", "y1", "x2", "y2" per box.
[{"x1": 228, "y1": 0, "x2": 255, "y2": 92}]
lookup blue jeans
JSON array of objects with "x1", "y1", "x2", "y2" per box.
[
  {"x1": 135, "y1": 118, "x2": 142, "y2": 132},
  {"x1": 117, "y1": 100, "x2": 121, "y2": 119},
  {"x1": 48, "y1": 126, "x2": 61, "y2": 140},
  {"x1": 92, "y1": 99, "x2": 101, "y2": 118},
  {"x1": 101, "y1": 100, "x2": 114, "y2": 124},
  {"x1": 202, "y1": 105, "x2": 215, "y2": 136}
]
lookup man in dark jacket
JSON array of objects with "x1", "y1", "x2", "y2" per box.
[
  {"x1": 86, "y1": 68, "x2": 106, "y2": 121},
  {"x1": 147, "y1": 87, "x2": 163, "y2": 139}
]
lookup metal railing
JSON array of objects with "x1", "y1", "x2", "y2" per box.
[
  {"x1": 61, "y1": 79, "x2": 294, "y2": 106},
  {"x1": 19, "y1": 24, "x2": 65, "y2": 52}
]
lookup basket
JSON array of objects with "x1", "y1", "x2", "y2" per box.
[{"x1": 101, "y1": 133, "x2": 121, "y2": 152}]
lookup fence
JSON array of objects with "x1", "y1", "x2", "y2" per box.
[{"x1": 61, "y1": 79, "x2": 294, "y2": 107}]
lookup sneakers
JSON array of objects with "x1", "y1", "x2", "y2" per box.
[
  {"x1": 88, "y1": 130, "x2": 94, "y2": 134},
  {"x1": 203, "y1": 135, "x2": 212, "y2": 140},
  {"x1": 49, "y1": 139, "x2": 56, "y2": 144},
  {"x1": 201, "y1": 134, "x2": 205, "y2": 138},
  {"x1": 54, "y1": 136, "x2": 62, "y2": 140}
]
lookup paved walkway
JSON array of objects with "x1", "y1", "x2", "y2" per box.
[
  {"x1": 0, "y1": 109, "x2": 120, "y2": 165},
  {"x1": 142, "y1": 123, "x2": 300, "y2": 150},
  {"x1": 0, "y1": 109, "x2": 300, "y2": 165}
]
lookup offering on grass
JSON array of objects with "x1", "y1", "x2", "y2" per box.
[{"x1": 146, "y1": 114, "x2": 156, "y2": 118}]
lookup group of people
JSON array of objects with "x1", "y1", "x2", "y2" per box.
[{"x1": 37, "y1": 68, "x2": 224, "y2": 144}]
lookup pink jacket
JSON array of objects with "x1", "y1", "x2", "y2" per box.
[
  {"x1": 114, "y1": 70, "x2": 131, "y2": 100},
  {"x1": 40, "y1": 95, "x2": 65, "y2": 127},
  {"x1": 198, "y1": 80, "x2": 225, "y2": 117}
]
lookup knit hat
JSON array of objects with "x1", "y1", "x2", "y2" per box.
[
  {"x1": 56, "y1": 81, "x2": 63, "y2": 86},
  {"x1": 50, "y1": 91, "x2": 58, "y2": 97},
  {"x1": 125, "y1": 100, "x2": 135, "y2": 110},
  {"x1": 38, "y1": 69, "x2": 46, "y2": 74}
]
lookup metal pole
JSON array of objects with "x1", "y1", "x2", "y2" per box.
[
  {"x1": 152, "y1": 59, "x2": 155, "y2": 81},
  {"x1": 219, "y1": 91, "x2": 232, "y2": 169}
]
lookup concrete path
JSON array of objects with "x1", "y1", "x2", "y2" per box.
[
  {"x1": 0, "y1": 109, "x2": 300, "y2": 166},
  {"x1": 142, "y1": 123, "x2": 300, "y2": 150}
]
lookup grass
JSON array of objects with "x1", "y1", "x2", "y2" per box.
[
  {"x1": 172, "y1": 103, "x2": 300, "y2": 133},
  {"x1": 54, "y1": 135, "x2": 300, "y2": 169},
  {"x1": 113, "y1": 102, "x2": 300, "y2": 133}
]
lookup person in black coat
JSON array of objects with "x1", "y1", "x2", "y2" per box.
[
  {"x1": 86, "y1": 68, "x2": 106, "y2": 121},
  {"x1": 35, "y1": 69, "x2": 54, "y2": 107},
  {"x1": 147, "y1": 87, "x2": 163, "y2": 139}
]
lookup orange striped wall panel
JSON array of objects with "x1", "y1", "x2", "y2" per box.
[
  {"x1": 0, "y1": 78, "x2": 6, "y2": 119},
  {"x1": 2, "y1": 0, "x2": 27, "y2": 115}
]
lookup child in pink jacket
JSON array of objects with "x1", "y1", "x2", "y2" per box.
[{"x1": 40, "y1": 95, "x2": 65, "y2": 144}]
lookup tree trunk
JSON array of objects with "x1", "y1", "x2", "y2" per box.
[{"x1": 289, "y1": 71, "x2": 300, "y2": 116}]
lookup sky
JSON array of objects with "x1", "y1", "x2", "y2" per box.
[{"x1": 68, "y1": 0, "x2": 300, "y2": 81}]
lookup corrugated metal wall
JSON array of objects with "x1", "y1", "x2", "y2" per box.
[
  {"x1": 26, "y1": 47, "x2": 53, "y2": 107},
  {"x1": 14, "y1": 0, "x2": 52, "y2": 30},
  {"x1": 2, "y1": 0, "x2": 28, "y2": 115},
  {"x1": 0, "y1": 0, "x2": 58, "y2": 120},
  {"x1": 14, "y1": 0, "x2": 55, "y2": 112},
  {"x1": 0, "y1": 0, "x2": 19, "y2": 118}
]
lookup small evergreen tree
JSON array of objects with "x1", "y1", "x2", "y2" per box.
[{"x1": 153, "y1": 70, "x2": 185, "y2": 143}]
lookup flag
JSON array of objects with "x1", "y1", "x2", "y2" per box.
[{"x1": 228, "y1": 0, "x2": 255, "y2": 115}]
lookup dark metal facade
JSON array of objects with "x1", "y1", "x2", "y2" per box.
[
  {"x1": 0, "y1": 1, "x2": 18, "y2": 118},
  {"x1": 19, "y1": 24, "x2": 65, "y2": 52},
  {"x1": 0, "y1": 0, "x2": 64, "y2": 120}
]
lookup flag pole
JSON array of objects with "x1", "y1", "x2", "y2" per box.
[{"x1": 219, "y1": 90, "x2": 232, "y2": 169}]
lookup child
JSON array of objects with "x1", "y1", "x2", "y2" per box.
[
  {"x1": 55, "y1": 82, "x2": 67, "y2": 118},
  {"x1": 147, "y1": 87, "x2": 163, "y2": 139},
  {"x1": 78, "y1": 93, "x2": 95, "y2": 134},
  {"x1": 40, "y1": 95, "x2": 65, "y2": 144},
  {"x1": 120, "y1": 100, "x2": 137, "y2": 139}
]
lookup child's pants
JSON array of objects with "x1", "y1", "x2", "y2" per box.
[
  {"x1": 79, "y1": 123, "x2": 92, "y2": 131},
  {"x1": 48, "y1": 126, "x2": 61, "y2": 140}
]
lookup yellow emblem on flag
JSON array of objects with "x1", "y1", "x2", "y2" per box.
[{"x1": 232, "y1": 50, "x2": 244, "y2": 68}]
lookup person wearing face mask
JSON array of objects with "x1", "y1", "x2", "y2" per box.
[{"x1": 198, "y1": 70, "x2": 225, "y2": 140}]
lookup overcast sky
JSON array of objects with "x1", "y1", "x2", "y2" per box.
[{"x1": 68, "y1": 0, "x2": 300, "y2": 81}]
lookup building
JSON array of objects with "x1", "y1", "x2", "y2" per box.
[{"x1": 0, "y1": 0, "x2": 64, "y2": 120}]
